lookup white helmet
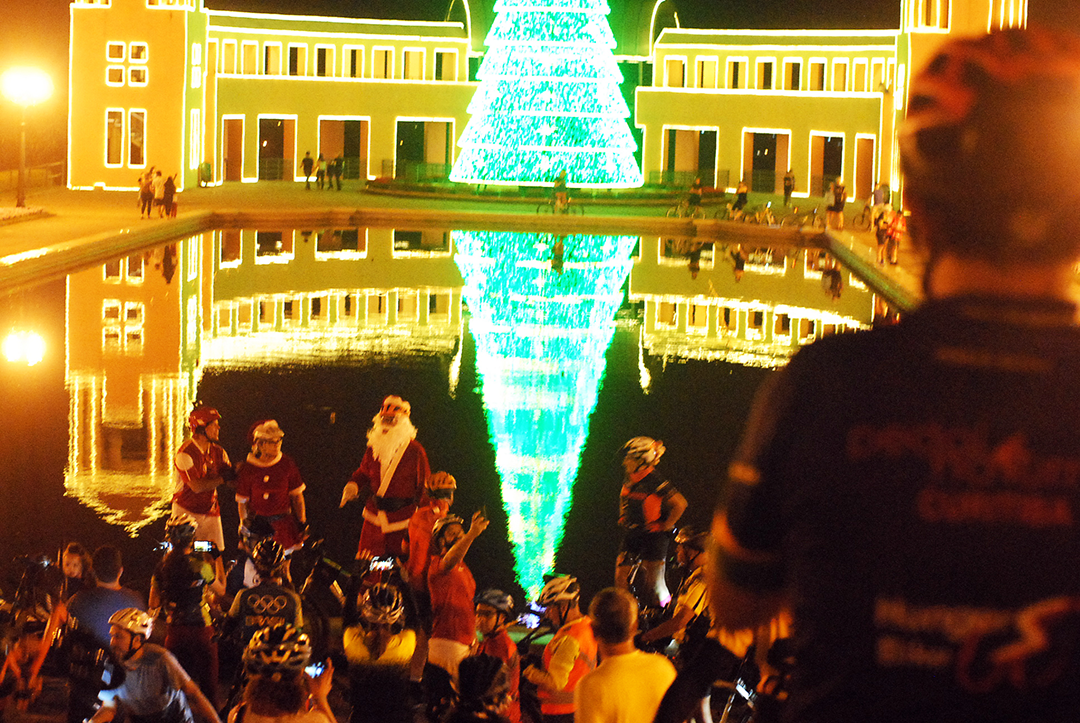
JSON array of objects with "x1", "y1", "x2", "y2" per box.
[
  {"x1": 537, "y1": 576, "x2": 579, "y2": 607},
  {"x1": 109, "y1": 608, "x2": 154, "y2": 638},
  {"x1": 621, "y1": 437, "x2": 665, "y2": 470}
]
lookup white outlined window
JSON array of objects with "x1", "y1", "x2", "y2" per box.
[
  {"x1": 315, "y1": 45, "x2": 334, "y2": 77},
  {"x1": 107, "y1": 42, "x2": 125, "y2": 61},
  {"x1": 435, "y1": 49, "x2": 458, "y2": 81},
  {"x1": 783, "y1": 58, "x2": 802, "y2": 90},
  {"x1": 373, "y1": 47, "x2": 393, "y2": 79},
  {"x1": 403, "y1": 48, "x2": 425, "y2": 80},
  {"x1": 832, "y1": 59, "x2": 849, "y2": 92},
  {"x1": 106, "y1": 66, "x2": 125, "y2": 86},
  {"x1": 129, "y1": 66, "x2": 147, "y2": 86},
  {"x1": 242, "y1": 41, "x2": 258, "y2": 74},
  {"x1": 809, "y1": 59, "x2": 826, "y2": 91},
  {"x1": 222, "y1": 40, "x2": 237, "y2": 74},
  {"x1": 664, "y1": 56, "x2": 686, "y2": 88},
  {"x1": 871, "y1": 59, "x2": 885, "y2": 90},
  {"x1": 264, "y1": 42, "x2": 282, "y2": 75},
  {"x1": 191, "y1": 43, "x2": 201, "y2": 66},
  {"x1": 345, "y1": 46, "x2": 363, "y2": 78},
  {"x1": 106, "y1": 109, "x2": 124, "y2": 166},
  {"x1": 288, "y1": 44, "x2": 306, "y2": 76},
  {"x1": 852, "y1": 58, "x2": 868, "y2": 92},
  {"x1": 190, "y1": 42, "x2": 202, "y2": 89},
  {"x1": 696, "y1": 57, "x2": 718, "y2": 88},
  {"x1": 129, "y1": 110, "x2": 145, "y2": 167},
  {"x1": 726, "y1": 57, "x2": 748, "y2": 89},
  {"x1": 190, "y1": 109, "x2": 201, "y2": 170},
  {"x1": 756, "y1": 58, "x2": 776, "y2": 90},
  {"x1": 130, "y1": 42, "x2": 148, "y2": 62}
]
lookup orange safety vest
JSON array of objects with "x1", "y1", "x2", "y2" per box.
[{"x1": 538, "y1": 617, "x2": 597, "y2": 715}]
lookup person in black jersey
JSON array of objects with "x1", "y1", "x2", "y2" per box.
[{"x1": 706, "y1": 27, "x2": 1080, "y2": 723}]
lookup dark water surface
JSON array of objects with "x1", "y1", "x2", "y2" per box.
[{"x1": 0, "y1": 226, "x2": 881, "y2": 604}]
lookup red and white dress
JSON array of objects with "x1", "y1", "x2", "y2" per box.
[{"x1": 236, "y1": 451, "x2": 306, "y2": 552}]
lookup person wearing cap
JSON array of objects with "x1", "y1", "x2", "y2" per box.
[
  {"x1": 236, "y1": 420, "x2": 308, "y2": 553},
  {"x1": 173, "y1": 404, "x2": 234, "y2": 551},
  {"x1": 89, "y1": 608, "x2": 222, "y2": 723},
  {"x1": 709, "y1": 27, "x2": 1080, "y2": 722},
  {"x1": 522, "y1": 576, "x2": 596, "y2": 723},
  {"x1": 473, "y1": 589, "x2": 520, "y2": 723},
  {"x1": 426, "y1": 510, "x2": 488, "y2": 708},
  {"x1": 405, "y1": 471, "x2": 457, "y2": 685},
  {"x1": 340, "y1": 396, "x2": 431, "y2": 558},
  {"x1": 616, "y1": 437, "x2": 687, "y2": 607}
]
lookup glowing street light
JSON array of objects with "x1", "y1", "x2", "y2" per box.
[
  {"x1": 1, "y1": 67, "x2": 54, "y2": 208},
  {"x1": 2, "y1": 330, "x2": 46, "y2": 366}
]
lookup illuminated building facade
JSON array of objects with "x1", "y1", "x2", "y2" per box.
[{"x1": 67, "y1": 0, "x2": 1026, "y2": 194}]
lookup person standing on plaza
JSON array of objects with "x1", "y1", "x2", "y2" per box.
[
  {"x1": 826, "y1": 177, "x2": 846, "y2": 229},
  {"x1": 150, "y1": 513, "x2": 226, "y2": 707},
  {"x1": 236, "y1": 419, "x2": 308, "y2": 553},
  {"x1": 473, "y1": 589, "x2": 521, "y2": 723},
  {"x1": 615, "y1": 437, "x2": 687, "y2": 607},
  {"x1": 522, "y1": 576, "x2": 596, "y2": 723},
  {"x1": 783, "y1": 169, "x2": 795, "y2": 207},
  {"x1": 315, "y1": 154, "x2": 326, "y2": 190},
  {"x1": 302, "y1": 151, "x2": 314, "y2": 190},
  {"x1": 139, "y1": 172, "x2": 154, "y2": 219},
  {"x1": 339, "y1": 396, "x2": 431, "y2": 558},
  {"x1": 733, "y1": 178, "x2": 749, "y2": 212},
  {"x1": 152, "y1": 170, "x2": 167, "y2": 217},
  {"x1": 163, "y1": 174, "x2": 176, "y2": 218},
  {"x1": 331, "y1": 155, "x2": 344, "y2": 191},
  {"x1": 89, "y1": 608, "x2": 222, "y2": 723},
  {"x1": 174, "y1": 404, "x2": 233, "y2": 552},
  {"x1": 707, "y1": 27, "x2": 1080, "y2": 722},
  {"x1": 574, "y1": 587, "x2": 676, "y2": 723}
]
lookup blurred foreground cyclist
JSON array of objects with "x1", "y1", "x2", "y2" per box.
[
  {"x1": 709, "y1": 27, "x2": 1080, "y2": 723},
  {"x1": 229, "y1": 626, "x2": 334, "y2": 723}
]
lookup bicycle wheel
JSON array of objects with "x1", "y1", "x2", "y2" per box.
[
  {"x1": 852, "y1": 210, "x2": 872, "y2": 232},
  {"x1": 665, "y1": 207, "x2": 679, "y2": 218},
  {"x1": 691, "y1": 207, "x2": 705, "y2": 220},
  {"x1": 780, "y1": 214, "x2": 798, "y2": 227}
]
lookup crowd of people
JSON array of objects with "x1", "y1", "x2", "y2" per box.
[
  {"x1": 5, "y1": 26, "x2": 1080, "y2": 723},
  {"x1": 137, "y1": 168, "x2": 178, "y2": 219}
]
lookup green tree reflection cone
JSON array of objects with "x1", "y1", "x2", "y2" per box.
[
  {"x1": 449, "y1": 0, "x2": 643, "y2": 188},
  {"x1": 455, "y1": 231, "x2": 636, "y2": 596}
]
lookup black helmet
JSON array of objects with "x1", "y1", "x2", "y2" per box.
[
  {"x1": 476, "y1": 589, "x2": 514, "y2": 616},
  {"x1": 243, "y1": 625, "x2": 312, "y2": 676},
  {"x1": 165, "y1": 513, "x2": 197, "y2": 546},
  {"x1": 674, "y1": 526, "x2": 708, "y2": 552},
  {"x1": 251, "y1": 538, "x2": 286, "y2": 575},
  {"x1": 431, "y1": 514, "x2": 465, "y2": 549}
]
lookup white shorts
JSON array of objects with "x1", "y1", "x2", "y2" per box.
[
  {"x1": 428, "y1": 638, "x2": 470, "y2": 679},
  {"x1": 172, "y1": 502, "x2": 225, "y2": 552}
]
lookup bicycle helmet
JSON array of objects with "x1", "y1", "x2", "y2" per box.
[
  {"x1": 675, "y1": 526, "x2": 708, "y2": 552},
  {"x1": 431, "y1": 514, "x2": 465, "y2": 549},
  {"x1": 360, "y1": 583, "x2": 405, "y2": 626},
  {"x1": 476, "y1": 589, "x2": 514, "y2": 617},
  {"x1": 239, "y1": 516, "x2": 276, "y2": 545},
  {"x1": 898, "y1": 26, "x2": 1080, "y2": 264},
  {"x1": 243, "y1": 625, "x2": 312, "y2": 676},
  {"x1": 426, "y1": 471, "x2": 457, "y2": 499},
  {"x1": 165, "y1": 513, "x2": 197, "y2": 546},
  {"x1": 188, "y1": 404, "x2": 221, "y2": 433},
  {"x1": 108, "y1": 608, "x2": 154, "y2": 639},
  {"x1": 537, "y1": 576, "x2": 579, "y2": 607},
  {"x1": 621, "y1": 437, "x2": 665, "y2": 471},
  {"x1": 250, "y1": 538, "x2": 286, "y2": 575}
]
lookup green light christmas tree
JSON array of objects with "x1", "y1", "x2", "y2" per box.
[
  {"x1": 454, "y1": 230, "x2": 637, "y2": 596},
  {"x1": 450, "y1": 0, "x2": 643, "y2": 188}
]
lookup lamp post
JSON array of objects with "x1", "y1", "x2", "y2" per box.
[{"x1": 1, "y1": 67, "x2": 54, "y2": 208}]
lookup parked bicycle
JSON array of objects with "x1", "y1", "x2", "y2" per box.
[
  {"x1": 537, "y1": 196, "x2": 584, "y2": 215},
  {"x1": 780, "y1": 205, "x2": 827, "y2": 230},
  {"x1": 740, "y1": 202, "x2": 778, "y2": 226},
  {"x1": 850, "y1": 201, "x2": 873, "y2": 232},
  {"x1": 666, "y1": 197, "x2": 706, "y2": 219}
]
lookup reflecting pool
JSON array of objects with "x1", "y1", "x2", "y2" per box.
[{"x1": 0, "y1": 224, "x2": 892, "y2": 601}]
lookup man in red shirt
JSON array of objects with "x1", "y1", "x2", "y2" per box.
[
  {"x1": 427, "y1": 511, "x2": 488, "y2": 687},
  {"x1": 340, "y1": 396, "x2": 431, "y2": 558},
  {"x1": 173, "y1": 405, "x2": 233, "y2": 551},
  {"x1": 474, "y1": 589, "x2": 520, "y2": 723}
]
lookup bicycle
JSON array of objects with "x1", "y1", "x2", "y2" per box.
[
  {"x1": 741, "y1": 202, "x2": 778, "y2": 226},
  {"x1": 850, "y1": 201, "x2": 873, "y2": 232},
  {"x1": 666, "y1": 198, "x2": 706, "y2": 220},
  {"x1": 780, "y1": 205, "x2": 826, "y2": 230},
  {"x1": 537, "y1": 196, "x2": 584, "y2": 215},
  {"x1": 716, "y1": 203, "x2": 750, "y2": 223}
]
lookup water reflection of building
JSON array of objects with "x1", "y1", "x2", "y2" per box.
[
  {"x1": 630, "y1": 236, "x2": 874, "y2": 369},
  {"x1": 454, "y1": 230, "x2": 636, "y2": 596},
  {"x1": 204, "y1": 226, "x2": 464, "y2": 368},
  {"x1": 65, "y1": 241, "x2": 202, "y2": 533}
]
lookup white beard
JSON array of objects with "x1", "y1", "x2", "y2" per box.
[{"x1": 367, "y1": 415, "x2": 417, "y2": 464}]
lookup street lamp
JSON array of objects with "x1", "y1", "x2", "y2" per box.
[{"x1": 1, "y1": 67, "x2": 54, "y2": 208}]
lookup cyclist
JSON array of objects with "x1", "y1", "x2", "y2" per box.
[
  {"x1": 150, "y1": 513, "x2": 226, "y2": 707},
  {"x1": 174, "y1": 404, "x2": 234, "y2": 552},
  {"x1": 522, "y1": 576, "x2": 596, "y2": 723},
  {"x1": 226, "y1": 539, "x2": 303, "y2": 648},
  {"x1": 638, "y1": 527, "x2": 712, "y2": 663},
  {"x1": 427, "y1": 511, "x2": 487, "y2": 682},
  {"x1": 733, "y1": 179, "x2": 749, "y2": 212},
  {"x1": 552, "y1": 170, "x2": 569, "y2": 213},
  {"x1": 343, "y1": 583, "x2": 415, "y2": 723},
  {"x1": 473, "y1": 589, "x2": 520, "y2": 723},
  {"x1": 710, "y1": 27, "x2": 1080, "y2": 722},
  {"x1": 615, "y1": 437, "x2": 687, "y2": 608},
  {"x1": 687, "y1": 177, "x2": 703, "y2": 216},
  {"x1": 231, "y1": 626, "x2": 334, "y2": 723},
  {"x1": 91, "y1": 608, "x2": 222, "y2": 723}
]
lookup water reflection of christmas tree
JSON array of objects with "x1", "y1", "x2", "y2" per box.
[{"x1": 455, "y1": 231, "x2": 636, "y2": 596}]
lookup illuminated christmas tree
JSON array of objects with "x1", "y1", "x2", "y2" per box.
[
  {"x1": 454, "y1": 230, "x2": 636, "y2": 595},
  {"x1": 449, "y1": 0, "x2": 643, "y2": 188}
]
